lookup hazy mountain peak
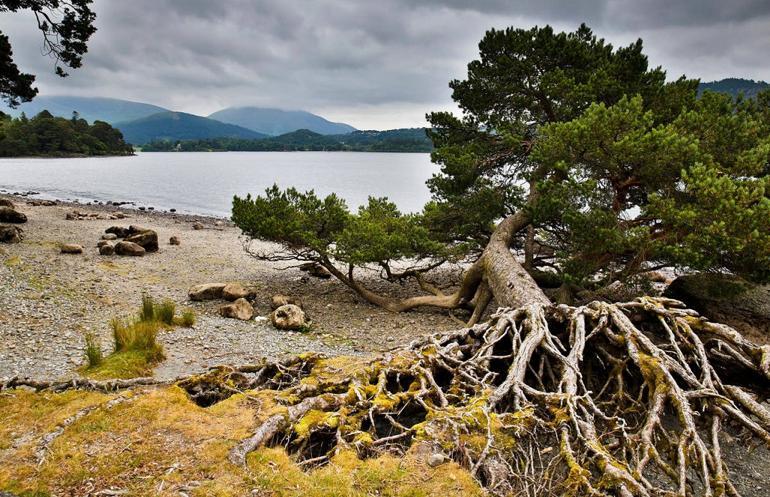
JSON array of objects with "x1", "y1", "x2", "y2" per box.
[{"x1": 209, "y1": 106, "x2": 356, "y2": 136}]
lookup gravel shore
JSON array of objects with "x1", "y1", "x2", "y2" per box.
[{"x1": 0, "y1": 194, "x2": 460, "y2": 381}]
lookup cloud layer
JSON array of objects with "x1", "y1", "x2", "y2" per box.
[{"x1": 3, "y1": 0, "x2": 769, "y2": 128}]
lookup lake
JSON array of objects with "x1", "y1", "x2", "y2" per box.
[{"x1": 0, "y1": 152, "x2": 438, "y2": 217}]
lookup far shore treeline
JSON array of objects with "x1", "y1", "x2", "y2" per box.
[
  {"x1": 140, "y1": 128, "x2": 433, "y2": 153},
  {"x1": 0, "y1": 111, "x2": 133, "y2": 157}
]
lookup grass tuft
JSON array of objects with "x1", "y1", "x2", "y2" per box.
[
  {"x1": 140, "y1": 294, "x2": 156, "y2": 322},
  {"x1": 156, "y1": 299, "x2": 176, "y2": 325},
  {"x1": 177, "y1": 308, "x2": 196, "y2": 327},
  {"x1": 84, "y1": 333, "x2": 103, "y2": 368},
  {"x1": 85, "y1": 294, "x2": 194, "y2": 379}
]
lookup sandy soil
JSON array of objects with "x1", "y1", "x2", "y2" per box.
[{"x1": 0, "y1": 195, "x2": 461, "y2": 380}]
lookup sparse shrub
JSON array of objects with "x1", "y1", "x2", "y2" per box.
[
  {"x1": 84, "y1": 332, "x2": 103, "y2": 367},
  {"x1": 156, "y1": 299, "x2": 176, "y2": 325},
  {"x1": 178, "y1": 309, "x2": 196, "y2": 327}
]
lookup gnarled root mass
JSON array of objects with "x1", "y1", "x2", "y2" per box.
[
  {"x1": 227, "y1": 297, "x2": 770, "y2": 496},
  {"x1": 4, "y1": 298, "x2": 769, "y2": 496}
]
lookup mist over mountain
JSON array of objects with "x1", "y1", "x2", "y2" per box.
[
  {"x1": 209, "y1": 107, "x2": 356, "y2": 136},
  {"x1": 115, "y1": 112, "x2": 266, "y2": 145},
  {"x1": 1, "y1": 96, "x2": 169, "y2": 124}
]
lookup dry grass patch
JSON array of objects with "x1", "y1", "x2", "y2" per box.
[{"x1": 0, "y1": 386, "x2": 481, "y2": 497}]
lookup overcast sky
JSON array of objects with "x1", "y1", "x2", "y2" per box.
[{"x1": 3, "y1": 0, "x2": 769, "y2": 129}]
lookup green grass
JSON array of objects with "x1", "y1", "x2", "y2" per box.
[
  {"x1": 155, "y1": 300, "x2": 176, "y2": 325},
  {"x1": 83, "y1": 295, "x2": 196, "y2": 379},
  {"x1": 140, "y1": 294, "x2": 156, "y2": 322},
  {"x1": 83, "y1": 333, "x2": 103, "y2": 368},
  {"x1": 137, "y1": 294, "x2": 185, "y2": 326},
  {"x1": 177, "y1": 308, "x2": 196, "y2": 327},
  {"x1": 109, "y1": 318, "x2": 164, "y2": 360},
  {"x1": 83, "y1": 349, "x2": 161, "y2": 379}
]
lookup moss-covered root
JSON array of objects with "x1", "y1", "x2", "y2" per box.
[{"x1": 228, "y1": 297, "x2": 770, "y2": 497}]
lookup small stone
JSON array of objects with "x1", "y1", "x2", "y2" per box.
[
  {"x1": 169, "y1": 236, "x2": 181, "y2": 245},
  {"x1": 427, "y1": 453, "x2": 447, "y2": 467},
  {"x1": 99, "y1": 243, "x2": 115, "y2": 256},
  {"x1": 101, "y1": 233, "x2": 118, "y2": 241},
  {"x1": 60, "y1": 244, "x2": 83, "y2": 254},
  {"x1": 192, "y1": 222, "x2": 204, "y2": 230}
]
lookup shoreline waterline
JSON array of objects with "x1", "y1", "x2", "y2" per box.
[{"x1": 0, "y1": 151, "x2": 437, "y2": 217}]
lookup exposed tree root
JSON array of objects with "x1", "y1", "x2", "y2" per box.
[
  {"x1": 4, "y1": 298, "x2": 769, "y2": 496},
  {"x1": 226, "y1": 297, "x2": 770, "y2": 496}
]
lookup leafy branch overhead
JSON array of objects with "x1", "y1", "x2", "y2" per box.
[{"x1": 0, "y1": 0, "x2": 97, "y2": 107}]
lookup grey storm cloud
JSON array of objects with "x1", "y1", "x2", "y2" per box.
[{"x1": 2, "y1": 0, "x2": 770, "y2": 128}]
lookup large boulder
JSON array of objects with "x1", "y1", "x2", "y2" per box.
[
  {"x1": 105, "y1": 226, "x2": 130, "y2": 238},
  {"x1": 271, "y1": 304, "x2": 308, "y2": 331},
  {"x1": 222, "y1": 283, "x2": 255, "y2": 301},
  {"x1": 125, "y1": 229, "x2": 159, "y2": 252},
  {"x1": 219, "y1": 298, "x2": 254, "y2": 320},
  {"x1": 0, "y1": 199, "x2": 14, "y2": 208},
  {"x1": 0, "y1": 225, "x2": 22, "y2": 243},
  {"x1": 114, "y1": 241, "x2": 146, "y2": 257},
  {"x1": 60, "y1": 244, "x2": 83, "y2": 254},
  {"x1": 664, "y1": 273, "x2": 770, "y2": 340},
  {"x1": 0, "y1": 207, "x2": 27, "y2": 224},
  {"x1": 188, "y1": 283, "x2": 227, "y2": 301}
]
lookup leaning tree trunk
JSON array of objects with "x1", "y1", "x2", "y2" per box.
[{"x1": 319, "y1": 207, "x2": 547, "y2": 317}]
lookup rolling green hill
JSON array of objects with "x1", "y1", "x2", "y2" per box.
[
  {"x1": 140, "y1": 128, "x2": 432, "y2": 152},
  {"x1": 115, "y1": 112, "x2": 267, "y2": 145},
  {"x1": 209, "y1": 107, "x2": 356, "y2": 135},
  {"x1": 698, "y1": 78, "x2": 769, "y2": 99}
]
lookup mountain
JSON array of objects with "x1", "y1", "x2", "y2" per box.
[
  {"x1": 140, "y1": 128, "x2": 432, "y2": 153},
  {"x1": 1, "y1": 96, "x2": 169, "y2": 124},
  {"x1": 208, "y1": 107, "x2": 356, "y2": 136},
  {"x1": 115, "y1": 112, "x2": 267, "y2": 145},
  {"x1": 698, "y1": 78, "x2": 769, "y2": 99}
]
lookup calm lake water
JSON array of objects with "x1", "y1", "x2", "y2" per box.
[{"x1": 0, "y1": 152, "x2": 438, "y2": 217}]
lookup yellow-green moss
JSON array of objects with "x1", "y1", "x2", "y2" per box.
[{"x1": 0, "y1": 386, "x2": 483, "y2": 497}]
